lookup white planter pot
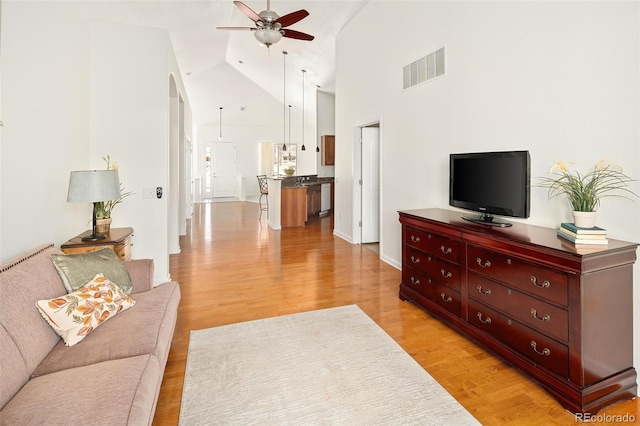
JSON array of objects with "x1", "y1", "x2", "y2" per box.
[{"x1": 572, "y1": 211, "x2": 597, "y2": 228}]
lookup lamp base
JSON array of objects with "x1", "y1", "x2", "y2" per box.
[{"x1": 82, "y1": 233, "x2": 106, "y2": 242}]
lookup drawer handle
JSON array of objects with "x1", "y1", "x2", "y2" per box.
[
  {"x1": 476, "y1": 285, "x2": 491, "y2": 296},
  {"x1": 530, "y1": 341, "x2": 551, "y2": 356},
  {"x1": 440, "y1": 245, "x2": 452, "y2": 254},
  {"x1": 531, "y1": 308, "x2": 550, "y2": 322},
  {"x1": 477, "y1": 258, "x2": 491, "y2": 268},
  {"x1": 440, "y1": 293, "x2": 452, "y2": 303},
  {"x1": 410, "y1": 256, "x2": 420, "y2": 264},
  {"x1": 530, "y1": 276, "x2": 550, "y2": 289},
  {"x1": 410, "y1": 276, "x2": 421, "y2": 285},
  {"x1": 440, "y1": 269, "x2": 452, "y2": 279},
  {"x1": 477, "y1": 312, "x2": 492, "y2": 324},
  {"x1": 410, "y1": 235, "x2": 420, "y2": 243}
]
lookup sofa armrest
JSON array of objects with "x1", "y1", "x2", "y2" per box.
[{"x1": 123, "y1": 259, "x2": 154, "y2": 293}]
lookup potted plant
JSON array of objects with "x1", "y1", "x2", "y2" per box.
[
  {"x1": 95, "y1": 155, "x2": 133, "y2": 233},
  {"x1": 539, "y1": 159, "x2": 637, "y2": 228}
]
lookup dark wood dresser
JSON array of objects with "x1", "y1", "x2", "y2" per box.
[{"x1": 398, "y1": 208, "x2": 637, "y2": 415}]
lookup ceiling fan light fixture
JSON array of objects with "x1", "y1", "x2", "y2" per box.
[{"x1": 254, "y1": 28, "x2": 282, "y2": 47}]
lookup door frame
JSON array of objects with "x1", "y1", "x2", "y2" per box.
[
  {"x1": 211, "y1": 142, "x2": 236, "y2": 198},
  {"x1": 352, "y1": 119, "x2": 382, "y2": 248},
  {"x1": 360, "y1": 125, "x2": 380, "y2": 244},
  {"x1": 202, "y1": 142, "x2": 237, "y2": 198}
]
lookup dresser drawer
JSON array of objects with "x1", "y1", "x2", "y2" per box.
[
  {"x1": 467, "y1": 245, "x2": 568, "y2": 306},
  {"x1": 115, "y1": 238, "x2": 132, "y2": 261},
  {"x1": 403, "y1": 268, "x2": 461, "y2": 316},
  {"x1": 405, "y1": 227, "x2": 460, "y2": 264},
  {"x1": 405, "y1": 246, "x2": 461, "y2": 291},
  {"x1": 468, "y1": 299, "x2": 569, "y2": 378},
  {"x1": 469, "y1": 273, "x2": 568, "y2": 342}
]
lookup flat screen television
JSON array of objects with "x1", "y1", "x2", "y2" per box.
[{"x1": 449, "y1": 150, "x2": 530, "y2": 227}]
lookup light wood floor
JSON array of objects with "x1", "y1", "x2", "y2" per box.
[{"x1": 153, "y1": 202, "x2": 638, "y2": 425}]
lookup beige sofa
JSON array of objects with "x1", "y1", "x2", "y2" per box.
[{"x1": 0, "y1": 244, "x2": 180, "y2": 425}]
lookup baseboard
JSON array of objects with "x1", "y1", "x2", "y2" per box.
[{"x1": 332, "y1": 229, "x2": 353, "y2": 244}]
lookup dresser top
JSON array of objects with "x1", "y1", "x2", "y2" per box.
[{"x1": 399, "y1": 208, "x2": 638, "y2": 257}]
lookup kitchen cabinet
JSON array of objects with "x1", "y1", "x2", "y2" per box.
[
  {"x1": 306, "y1": 184, "x2": 321, "y2": 216},
  {"x1": 281, "y1": 188, "x2": 307, "y2": 227},
  {"x1": 321, "y1": 135, "x2": 335, "y2": 166}
]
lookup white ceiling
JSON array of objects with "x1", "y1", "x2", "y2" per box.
[{"x1": 95, "y1": 0, "x2": 367, "y2": 125}]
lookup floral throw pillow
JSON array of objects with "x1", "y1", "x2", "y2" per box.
[{"x1": 36, "y1": 274, "x2": 136, "y2": 346}]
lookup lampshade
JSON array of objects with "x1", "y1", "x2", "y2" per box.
[{"x1": 67, "y1": 170, "x2": 121, "y2": 203}]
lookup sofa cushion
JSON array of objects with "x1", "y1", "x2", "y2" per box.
[
  {"x1": 0, "y1": 325, "x2": 30, "y2": 412},
  {"x1": 51, "y1": 248, "x2": 133, "y2": 294},
  {"x1": 0, "y1": 245, "x2": 66, "y2": 410},
  {"x1": 1, "y1": 354, "x2": 161, "y2": 426},
  {"x1": 36, "y1": 274, "x2": 136, "y2": 347},
  {"x1": 32, "y1": 281, "x2": 180, "y2": 378}
]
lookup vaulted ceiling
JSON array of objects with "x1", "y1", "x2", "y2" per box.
[{"x1": 95, "y1": 1, "x2": 367, "y2": 125}]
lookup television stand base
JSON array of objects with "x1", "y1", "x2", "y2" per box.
[{"x1": 461, "y1": 213, "x2": 513, "y2": 227}]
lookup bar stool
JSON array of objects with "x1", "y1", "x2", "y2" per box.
[{"x1": 257, "y1": 175, "x2": 269, "y2": 220}]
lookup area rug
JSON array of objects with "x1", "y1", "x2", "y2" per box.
[{"x1": 179, "y1": 305, "x2": 479, "y2": 425}]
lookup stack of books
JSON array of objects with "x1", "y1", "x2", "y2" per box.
[{"x1": 557, "y1": 222, "x2": 608, "y2": 245}]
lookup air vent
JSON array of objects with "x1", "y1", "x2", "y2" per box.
[{"x1": 403, "y1": 47, "x2": 445, "y2": 89}]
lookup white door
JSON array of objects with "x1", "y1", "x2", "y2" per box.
[
  {"x1": 211, "y1": 142, "x2": 236, "y2": 197},
  {"x1": 361, "y1": 127, "x2": 380, "y2": 243}
]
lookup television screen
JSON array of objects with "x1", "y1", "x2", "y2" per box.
[{"x1": 449, "y1": 150, "x2": 530, "y2": 227}]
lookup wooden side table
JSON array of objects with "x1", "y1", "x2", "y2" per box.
[{"x1": 61, "y1": 227, "x2": 134, "y2": 261}]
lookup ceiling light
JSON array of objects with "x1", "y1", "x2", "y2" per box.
[
  {"x1": 219, "y1": 107, "x2": 223, "y2": 141},
  {"x1": 254, "y1": 29, "x2": 282, "y2": 48}
]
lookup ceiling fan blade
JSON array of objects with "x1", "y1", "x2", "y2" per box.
[
  {"x1": 234, "y1": 1, "x2": 262, "y2": 23},
  {"x1": 282, "y1": 29, "x2": 314, "y2": 41},
  {"x1": 216, "y1": 26, "x2": 255, "y2": 31},
  {"x1": 275, "y1": 9, "x2": 309, "y2": 28}
]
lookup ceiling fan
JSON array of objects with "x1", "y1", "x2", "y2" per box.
[{"x1": 217, "y1": 0, "x2": 315, "y2": 48}]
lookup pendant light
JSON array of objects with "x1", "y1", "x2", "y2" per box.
[
  {"x1": 282, "y1": 51, "x2": 288, "y2": 151},
  {"x1": 315, "y1": 85, "x2": 320, "y2": 153},
  {"x1": 301, "y1": 69, "x2": 306, "y2": 151},
  {"x1": 218, "y1": 107, "x2": 223, "y2": 141},
  {"x1": 288, "y1": 105, "x2": 292, "y2": 149}
]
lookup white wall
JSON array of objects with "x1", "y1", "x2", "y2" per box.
[
  {"x1": 1, "y1": 3, "x2": 192, "y2": 284},
  {"x1": 1, "y1": 1, "x2": 90, "y2": 259},
  {"x1": 335, "y1": 1, "x2": 640, "y2": 366},
  {"x1": 317, "y1": 90, "x2": 335, "y2": 178},
  {"x1": 193, "y1": 62, "x2": 317, "y2": 199},
  {"x1": 90, "y1": 20, "x2": 173, "y2": 280}
]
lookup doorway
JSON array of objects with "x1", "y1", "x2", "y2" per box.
[
  {"x1": 203, "y1": 142, "x2": 236, "y2": 198},
  {"x1": 360, "y1": 125, "x2": 380, "y2": 244}
]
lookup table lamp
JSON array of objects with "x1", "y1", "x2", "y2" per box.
[{"x1": 67, "y1": 170, "x2": 121, "y2": 241}]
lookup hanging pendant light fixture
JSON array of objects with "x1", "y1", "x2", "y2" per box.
[
  {"x1": 315, "y1": 85, "x2": 320, "y2": 153},
  {"x1": 288, "y1": 105, "x2": 292, "y2": 154},
  {"x1": 301, "y1": 69, "x2": 306, "y2": 151},
  {"x1": 282, "y1": 51, "x2": 288, "y2": 151},
  {"x1": 218, "y1": 107, "x2": 223, "y2": 141}
]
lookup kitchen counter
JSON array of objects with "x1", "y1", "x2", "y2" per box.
[{"x1": 267, "y1": 175, "x2": 334, "y2": 229}]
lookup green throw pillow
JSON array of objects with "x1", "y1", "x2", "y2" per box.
[{"x1": 51, "y1": 248, "x2": 133, "y2": 294}]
